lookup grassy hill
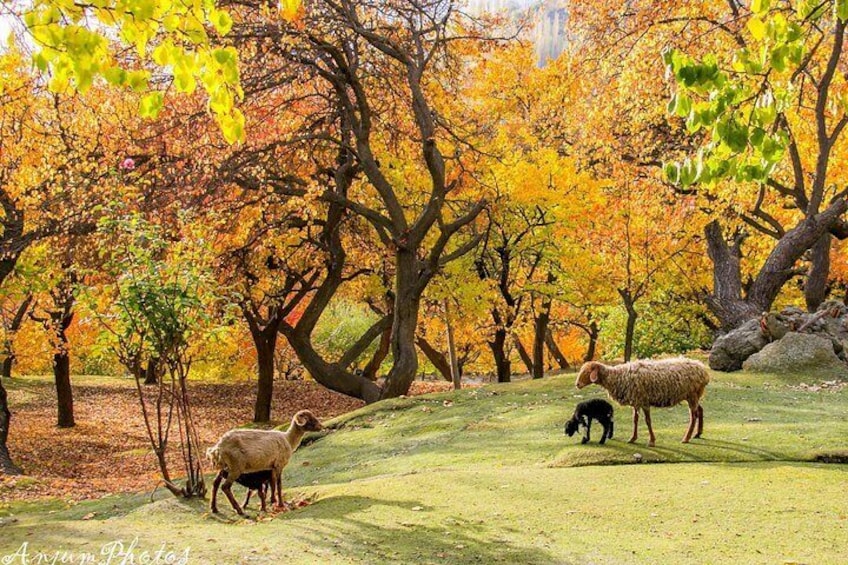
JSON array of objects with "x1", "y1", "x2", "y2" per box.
[{"x1": 1, "y1": 370, "x2": 847, "y2": 564}]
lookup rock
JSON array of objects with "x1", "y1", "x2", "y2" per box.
[
  {"x1": 817, "y1": 300, "x2": 848, "y2": 318},
  {"x1": 763, "y1": 313, "x2": 789, "y2": 341},
  {"x1": 709, "y1": 318, "x2": 769, "y2": 371},
  {"x1": 742, "y1": 332, "x2": 848, "y2": 376}
]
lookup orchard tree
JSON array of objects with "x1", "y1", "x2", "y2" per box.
[
  {"x1": 213, "y1": 0, "x2": 493, "y2": 401},
  {"x1": 31, "y1": 261, "x2": 79, "y2": 428}
]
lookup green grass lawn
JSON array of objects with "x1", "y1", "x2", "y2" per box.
[{"x1": 1, "y1": 370, "x2": 847, "y2": 564}]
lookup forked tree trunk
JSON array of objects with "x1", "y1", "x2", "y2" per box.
[
  {"x1": 705, "y1": 204, "x2": 847, "y2": 330},
  {"x1": 381, "y1": 251, "x2": 422, "y2": 399},
  {"x1": 584, "y1": 320, "x2": 599, "y2": 363}
]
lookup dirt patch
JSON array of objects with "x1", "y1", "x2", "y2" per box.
[
  {"x1": 0, "y1": 378, "x2": 456, "y2": 503},
  {"x1": 788, "y1": 380, "x2": 847, "y2": 393}
]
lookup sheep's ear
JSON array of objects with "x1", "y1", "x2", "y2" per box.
[{"x1": 589, "y1": 365, "x2": 600, "y2": 383}]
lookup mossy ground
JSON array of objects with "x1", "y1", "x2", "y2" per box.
[{"x1": 1, "y1": 370, "x2": 846, "y2": 564}]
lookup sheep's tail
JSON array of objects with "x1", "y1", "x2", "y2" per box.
[{"x1": 206, "y1": 445, "x2": 221, "y2": 468}]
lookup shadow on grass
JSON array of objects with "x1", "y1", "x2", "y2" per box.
[
  {"x1": 548, "y1": 436, "x2": 786, "y2": 467},
  {"x1": 284, "y1": 495, "x2": 565, "y2": 564}
]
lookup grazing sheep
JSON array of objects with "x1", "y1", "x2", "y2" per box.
[
  {"x1": 207, "y1": 409, "x2": 323, "y2": 515},
  {"x1": 576, "y1": 358, "x2": 709, "y2": 446},
  {"x1": 564, "y1": 398, "x2": 614, "y2": 444}
]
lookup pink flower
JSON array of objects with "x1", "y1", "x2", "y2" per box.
[{"x1": 119, "y1": 157, "x2": 136, "y2": 171}]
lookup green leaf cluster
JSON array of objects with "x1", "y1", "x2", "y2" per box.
[
  {"x1": 24, "y1": 0, "x2": 244, "y2": 141},
  {"x1": 660, "y1": 6, "x2": 812, "y2": 188}
]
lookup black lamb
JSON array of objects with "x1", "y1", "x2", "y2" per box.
[
  {"x1": 564, "y1": 398, "x2": 614, "y2": 444},
  {"x1": 222, "y1": 469, "x2": 273, "y2": 511}
]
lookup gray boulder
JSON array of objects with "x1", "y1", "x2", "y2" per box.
[
  {"x1": 709, "y1": 318, "x2": 769, "y2": 371},
  {"x1": 742, "y1": 332, "x2": 848, "y2": 376}
]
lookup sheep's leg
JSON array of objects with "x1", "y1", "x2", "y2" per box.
[
  {"x1": 582, "y1": 419, "x2": 591, "y2": 444},
  {"x1": 599, "y1": 420, "x2": 608, "y2": 444},
  {"x1": 267, "y1": 474, "x2": 277, "y2": 506},
  {"x1": 683, "y1": 401, "x2": 698, "y2": 443},
  {"x1": 276, "y1": 472, "x2": 285, "y2": 508},
  {"x1": 643, "y1": 408, "x2": 656, "y2": 447},
  {"x1": 271, "y1": 469, "x2": 285, "y2": 509},
  {"x1": 243, "y1": 489, "x2": 252, "y2": 510},
  {"x1": 608, "y1": 418, "x2": 614, "y2": 440},
  {"x1": 210, "y1": 471, "x2": 224, "y2": 514},
  {"x1": 221, "y1": 478, "x2": 244, "y2": 516},
  {"x1": 694, "y1": 405, "x2": 704, "y2": 438},
  {"x1": 259, "y1": 484, "x2": 267, "y2": 512},
  {"x1": 628, "y1": 407, "x2": 639, "y2": 443}
]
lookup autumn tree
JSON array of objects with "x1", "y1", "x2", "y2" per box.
[
  {"x1": 31, "y1": 261, "x2": 79, "y2": 428},
  {"x1": 664, "y1": 1, "x2": 848, "y2": 328},
  {"x1": 0, "y1": 46, "x2": 131, "y2": 474},
  {"x1": 589, "y1": 181, "x2": 697, "y2": 361},
  {"x1": 214, "y1": 0, "x2": 492, "y2": 401},
  {"x1": 216, "y1": 207, "x2": 324, "y2": 423}
]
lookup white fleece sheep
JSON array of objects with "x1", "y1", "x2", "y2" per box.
[
  {"x1": 576, "y1": 358, "x2": 710, "y2": 446},
  {"x1": 207, "y1": 409, "x2": 323, "y2": 515}
]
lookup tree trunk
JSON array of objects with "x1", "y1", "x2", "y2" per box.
[
  {"x1": 805, "y1": 234, "x2": 831, "y2": 311},
  {"x1": 53, "y1": 341, "x2": 74, "y2": 428},
  {"x1": 619, "y1": 289, "x2": 638, "y2": 363},
  {"x1": 515, "y1": 337, "x2": 533, "y2": 374},
  {"x1": 0, "y1": 375, "x2": 22, "y2": 474},
  {"x1": 0, "y1": 356, "x2": 12, "y2": 381},
  {"x1": 584, "y1": 320, "x2": 599, "y2": 363},
  {"x1": 416, "y1": 336, "x2": 452, "y2": 381},
  {"x1": 252, "y1": 332, "x2": 277, "y2": 423},
  {"x1": 445, "y1": 301, "x2": 461, "y2": 390},
  {"x1": 362, "y1": 322, "x2": 392, "y2": 381},
  {"x1": 705, "y1": 203, "x2": 847, "y2": 330},
  {"x1": 532, "y1": 293, "x2": 552, "y2": 379},
  {"x1": 703, "y1": 220, "x2": 760, "y2": 330},
  {"x1": 623, "y1": 307, "x2": 637, "y2": 363},
  {"x1": 283, "y1": 327, "x2": 383, "y2": 403},
  {"x1": 144, "y1": 357, "x2": 159, "y2": 385},
  {"x1": 489, "y1": 327, "x2": 511, "y2": 383},
  {"x1": 545, "y1": 329, "x2": 569, "y2": 370},
  {"x1": 381, "y1": 251, "x2": 421, "y2": 399}
]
